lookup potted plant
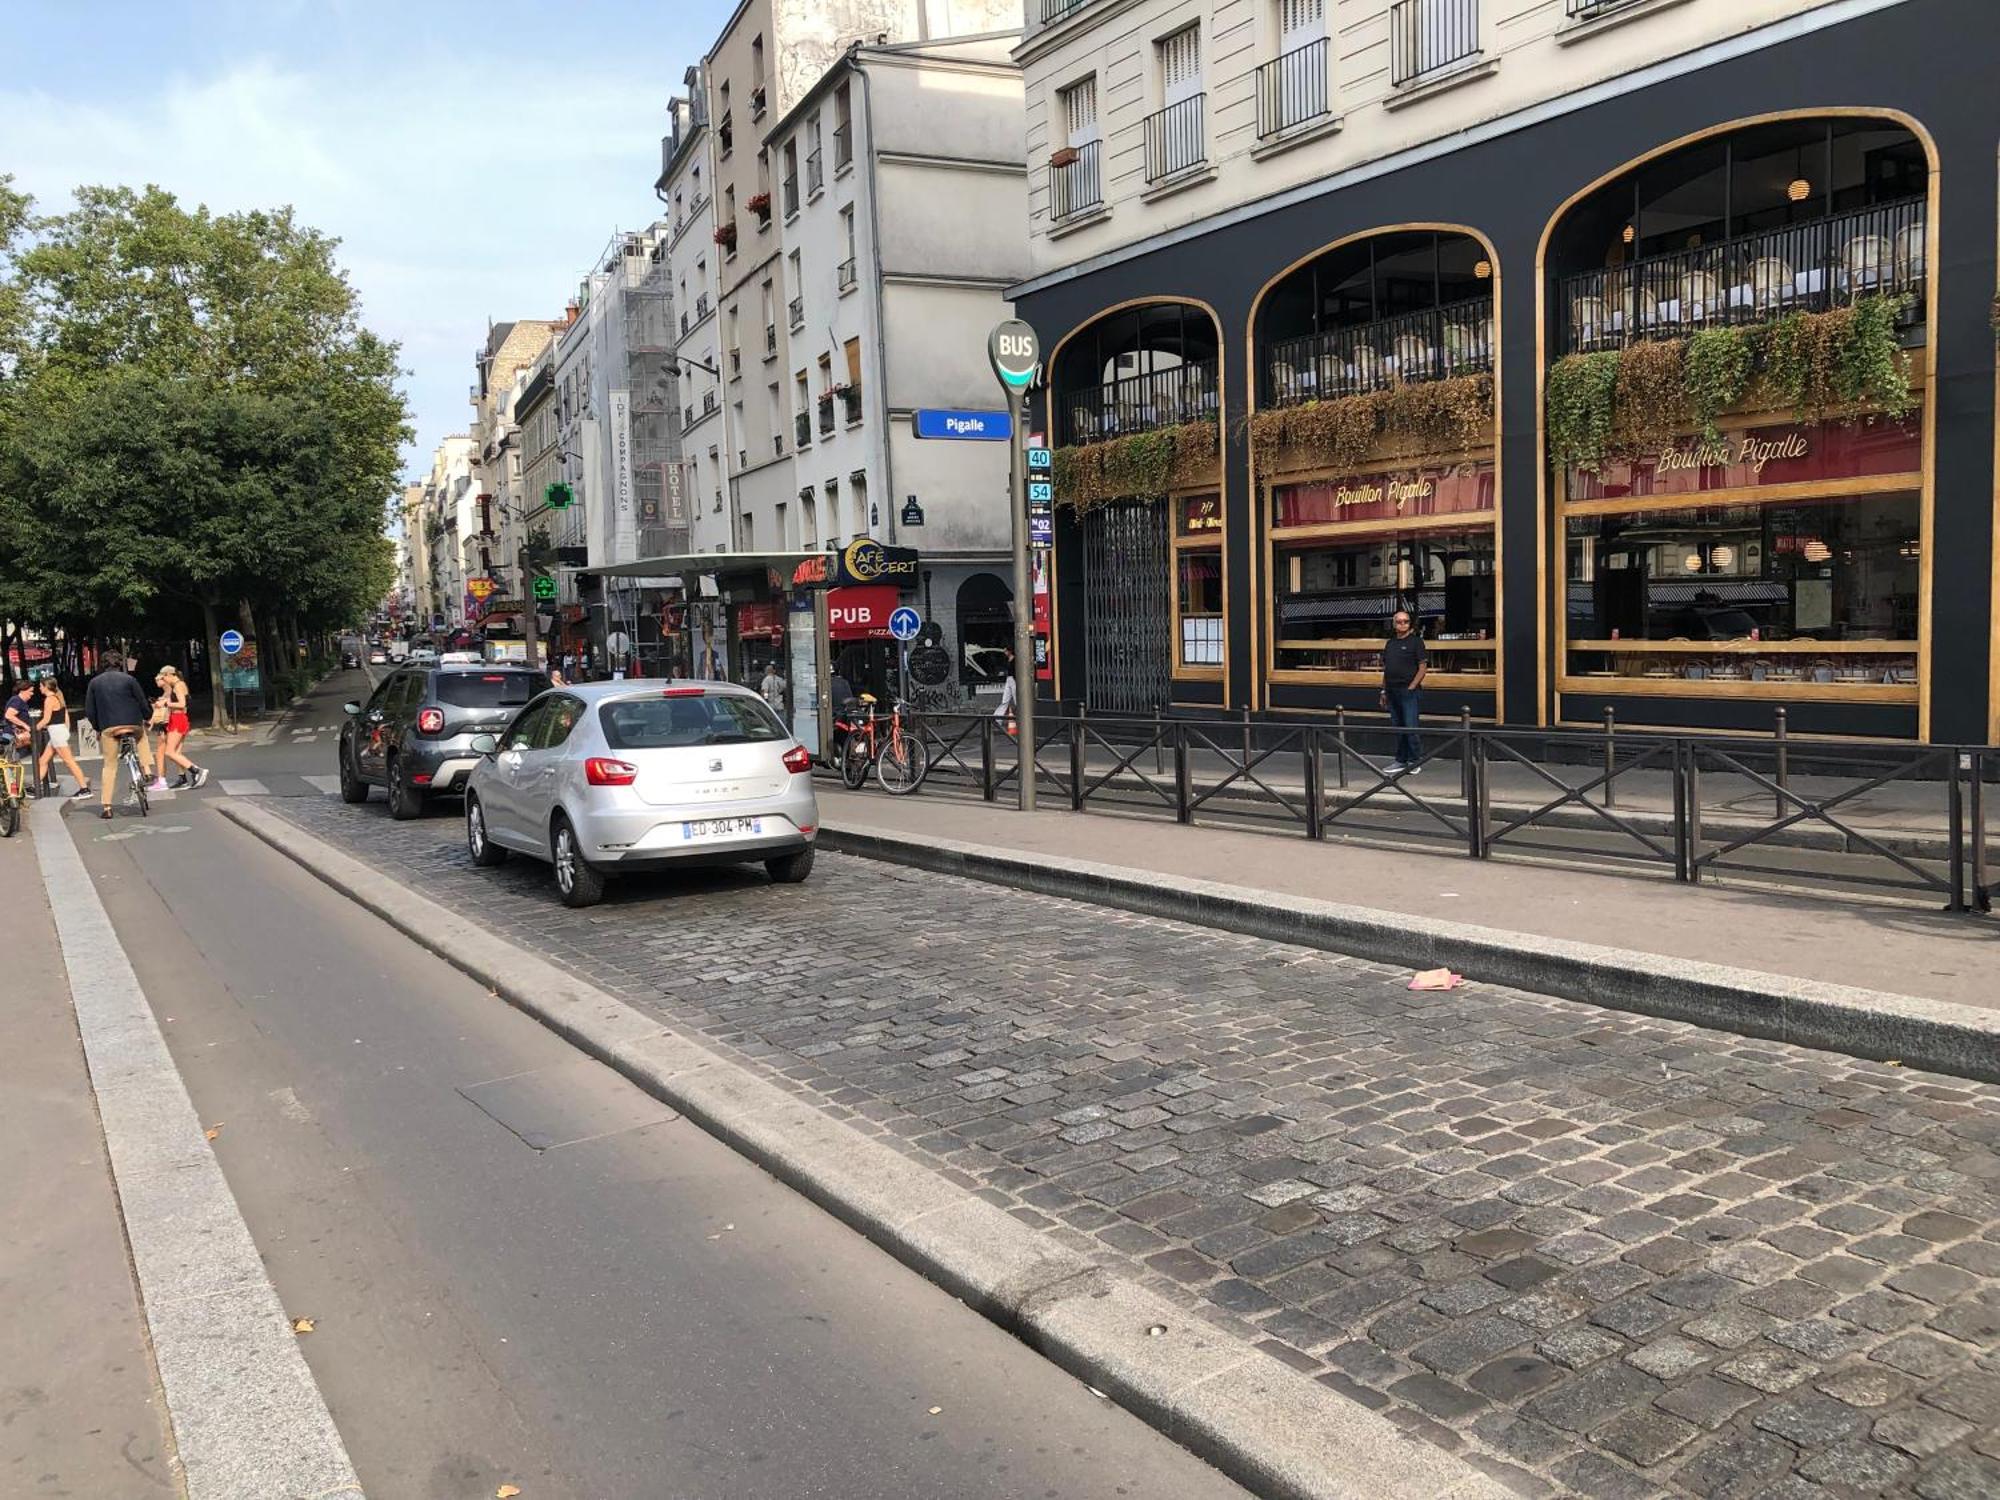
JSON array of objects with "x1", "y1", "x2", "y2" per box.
[
  {"x1": 713, "y1": 222, "x2": 737, "y2": 249},
  {"x1": 747, "y1": 191, "x2": 771, "y2": 218}
]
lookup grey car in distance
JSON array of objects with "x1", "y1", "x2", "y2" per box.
[{"x1": 463, "y1": 680, "x2": 819, "y2": 908}]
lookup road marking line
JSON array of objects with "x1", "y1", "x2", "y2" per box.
[
  {"x1": 218, "y1": 779, "x2": 269, "y2": 797},
  {"x1": 29, "y1": 801, "x2": 363, "y2": 1500},
  {"x1": 302, "y1": 774, "x2": 343, "y2": 795}
]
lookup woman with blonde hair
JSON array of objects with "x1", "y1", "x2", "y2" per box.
[
  {"x1": 153, "y1": 666, "x2": 209, "y2": 790},
  {"x1": 35, "y1": 675, "x2": 93, "y2": 799}
]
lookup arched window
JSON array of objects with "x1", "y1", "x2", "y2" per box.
[{"x1": 1050, "y1": 303, "x2": 1219, "y2": 446}]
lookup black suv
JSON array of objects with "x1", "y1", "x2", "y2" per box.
[{"x1": 339, "y1": 665, "x2": 549, "y2": 819}]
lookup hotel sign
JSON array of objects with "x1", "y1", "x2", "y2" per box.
[
  {"x1": 1274, "y1": 463, "x2": 1495, "y2": 529},
  {"x1": 1568, "y1": 416, "x2": 1922, "y2": 501}
]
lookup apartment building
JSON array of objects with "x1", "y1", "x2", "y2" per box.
[
  {"x1": 417, "y1": 435, "x2": 478, "y2": 630},
  {"x1": 467, "y1": 319, "x2": 562, "y2": 635},
  {"x1": 1013, "y1": 0, "x2": 2000, "y2": 746},
  {"x1": 657, "y1": 68, "x2": 729, "y2": 558},
  {"x1": 396, "y1": 483, "x2": 427, "y2": 623},
  {"x1": 767, "y1": 32, "x2": 1031, "y2": 704}
]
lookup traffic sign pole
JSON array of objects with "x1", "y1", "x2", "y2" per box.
[{"x1": 990, "y1": 319, "x2": 1040, "y2": 813}]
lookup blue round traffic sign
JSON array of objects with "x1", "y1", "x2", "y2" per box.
[
  {"x1": 888, "y1": 606, "x2": 922, "y2": 642},
  {"x1": 219, "y1": 629, "x2": 245, "y2": 656}
]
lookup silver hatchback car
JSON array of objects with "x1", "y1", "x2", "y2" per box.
[{"x1": 463, "y1": 680, "x2": 819, "y2": 907}]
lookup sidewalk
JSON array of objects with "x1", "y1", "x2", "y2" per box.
[
  {"x1": 815, "y1": 786, "x2": 2000, "y2": 1015},
  {"x1": 0, "y1": 822, "x2": 175, "y2": 1494}
]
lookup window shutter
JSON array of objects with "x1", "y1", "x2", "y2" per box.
[
  {"x1": 1063, "y1": 76, "x2": 1098, "y2": 144},
  {"x1": 1281, "y1": 0, "x2": 1325, "y2": 45},
  {"x1": 1161, "y1": 27, "x2": 1202, "y2": 103}
]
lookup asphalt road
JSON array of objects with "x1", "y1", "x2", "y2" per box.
[{"x1": 64, "y1": 672, "x2": 1248, "y2": 1500}]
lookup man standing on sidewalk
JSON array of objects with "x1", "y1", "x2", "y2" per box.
[{"x1": 1379, "y1": 609, "x2": 1427, "y2": 775}]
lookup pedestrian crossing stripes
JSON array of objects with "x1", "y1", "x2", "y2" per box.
[
  {"x1": 217, "y1": 779, "x2": 270, "y2": 797},
  {"x1": 300, "y1": 774, "x2": 343, "y2": 795}
]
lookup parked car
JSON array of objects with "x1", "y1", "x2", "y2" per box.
[
  {"x1": 338, "y1": 664, "x2": 549, "y2": 818},
  {"x1": 462, "y1": 680, "x2": 817, "y2": 908},
  {"x1": 408, "y1": 647, "x2": 439, "y2": 666},
  {"x1": 341, "y1": 650, "x2": 360, "y2": 668},
  {"x1": 367, "y1": 648, "x2": 388, "y2": 665}
]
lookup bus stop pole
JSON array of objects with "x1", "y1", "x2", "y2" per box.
[{"x1": 1009, "y1": 386, "x2": 1035, "y2": 813}]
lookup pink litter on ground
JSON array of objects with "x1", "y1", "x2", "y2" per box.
[{"x1": 1408, "y1": 968, "x2": 1465, "y2": 991}]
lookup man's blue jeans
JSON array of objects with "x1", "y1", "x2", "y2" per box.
[{"x1": 1386, "y1": 686, "x2": 1422, "y2": 767}]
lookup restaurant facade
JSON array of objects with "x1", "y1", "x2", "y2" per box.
[{"x1": 1012, "y1": 0, "x2": 1997, "y2": 744}]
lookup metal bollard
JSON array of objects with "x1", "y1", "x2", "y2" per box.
[
  {"x1": 1242, "y1": 703, "x2": 1253, "y2": 770},
  {"x1": 1304, "y1": 732, "x2": 1324, "y2": 840},
  {"x1": 980, "y1": 714, "x2": 996, "y2": 802},
  {"x1": 1154, "y1": 702, "x2": 1165, "y2": 776},
  {"x1": 1069, "y1": 718, "x2": 1085, "y2": 811},
  {"x1": 1334, "y1": 704, "x2": 1349, "y2": 789},
  {"x1": 1174, "y1": 726, "x2": 1192, "y2": 824},
  {"x1": 1774, "y1": 707, "x2": 1789, "y2": 819},
  {"x1": 1603, "y1": 706, "x2": 1617, "y2": 809},
  {"x1": 1459, "y1": 706, "x2": 1473, "y2": 803}
]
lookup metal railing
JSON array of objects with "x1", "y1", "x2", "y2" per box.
[
  {"x1": 1263, "y1": 296, "x2": 1493, "y2": 407},
  {"x1": 817, "y1": 393, "x2": 836, "y2": 436},
  {"x1": 682, "y1": 404, "x2": 694, "y2": 430},
  {"x1": 837, "y1": 257, "x2": 857, "y2": 292},
  {"x1": 765, "y1": 323, "x2": 777, "y2": 355},
  {"x1": 1567, "y1": 0, "x2": 1644, "y2": 16},
  {"x1": 1558, "y1": 197, "x2": 1929, "y2": 354},
  {"x1": 795, "y1": 411, "x2": 813, "y2": 448},
  {"x1": 782, "y1": 174, "x2": 798, "y2": 217},
  {"x1": 806, "y1": 148, "x2": 824, "y2": 197},
  {"x1": 852, "y1": 709, "x2": 1995, "y2": 915},
  {"x1": 1058, "y1": 356, "x2": 1219, "y2": 445},
  {"x1": 1390, "y1": 0, "x2": 1480, "y2": 87},
  {"x1": 1257, "y1": 38, "x2": 1329, "y2": 140},
  {"x1": 834, "y1": 121, "x2": 852, "y2": 169},
  {"x1": 841, "y1": 387, "x2": 862, "y2": 425},
  {"x1": 1142, "y1": 95, "x2": 1206, "y2": 183},
  {"x1": 1039, "y1": 0, "x2": 1095, "y2": 22},
  {"x1": 788, "y1": 295, "x2": 804, "y2": 330},
  {"x1": 1051, "y1": 139, "x2": 1102, "y2": 221},
  {"x1": 695, "y1": 292, "x2": 710, "y2": 320},
  {"x1": 702, "y1": 390, "x2": 717, "y2": 413}
]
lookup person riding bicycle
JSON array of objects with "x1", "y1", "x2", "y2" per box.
[{"x1": 82, "y1": 651, "x2": 160, "y2": 821}]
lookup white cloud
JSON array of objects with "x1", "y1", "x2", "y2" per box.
[{"x1": 0, "y1": 49, "x2": 671, "y2": 472}]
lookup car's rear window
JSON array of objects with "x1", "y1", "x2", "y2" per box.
[
  {"x1": 598, "y1": 693, "x2": 787, "y2": 749},
  {"x1": 433, "y1": 671, "x2": 548, "y2": 707}
]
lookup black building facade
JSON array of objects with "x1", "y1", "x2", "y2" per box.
[{"x1": 1018, "y1": 0, "x2": 1998, "y2": 745}]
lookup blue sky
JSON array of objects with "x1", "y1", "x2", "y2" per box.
[{"x1": 0, "y1": 0, "x2": 736, "y2": 478}]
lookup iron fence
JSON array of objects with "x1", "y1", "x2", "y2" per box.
[
  {"x1": 1143, "y1": 95, "x2": 1206, "y2": 183},
  {"x1": 1566, "y1": 0, "x2": 1643, "y2": 15},
  {"x1": 1263, "y1": 296, "x2": 1493, "y2": 407},
  {"x1": 1059, "y1": 356, "x2": 1219, "y2": 445},
  {"x1": 1558, "y1": 197, "x2": 1928, "y2": 354},
  {"x1": 838, "y1": 709, "x2": 1995, "y2": 914},
  {"x1": 1257, "y1": 38, "x2": 1330, "y2": 140},
  {"x1": 1051, "y1": 139, "x2": 1102, "y2": 222},
  {"x1": 1391, "y1": 0, "x2": 1480, "y2": 87}
]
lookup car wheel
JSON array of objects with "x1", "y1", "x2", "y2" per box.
[
  {"x1": 466, "y1": 795, "x2": 507, "y2": 867},
  {"x1": 551, "y1": 814, "x2": 605, "y2": 907},
  {"x1": 338, "y1": 741, "x2": 369, "y2": 804},
  {"x1": 765, "y1": 847, "x2": 814, "y2": 884},
  {"x1": 387, "y1": 755, "x2": 424, "y2": 821}
]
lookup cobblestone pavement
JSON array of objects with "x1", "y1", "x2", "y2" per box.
[{"x1": 273, "y1": 795, "x2": 2000, "y2": 1500}]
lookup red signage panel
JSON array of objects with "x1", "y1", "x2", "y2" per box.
[
  {"x1": 828, "y1": 586, "x2": 900, "y2": 640},
  {"x1": 1567, "y1": 416, "x2": 1922, "y2": 501},
  {"x1": 1274, "y1": 463, "x2": 1495, "y2": 529}
]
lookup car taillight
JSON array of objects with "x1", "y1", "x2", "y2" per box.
[
  {"x1": 585, "y1": 757, "x2": 639, "y2": 786},
  {"x1": 782, "y1": 745, "x2": 813, "y2": 774},
  {"x1": 416, "y1": 707, "x2": 445, "y2": 735},
  {"x1": 662, "y1": 685, "x2": 705, "y2": 697}
]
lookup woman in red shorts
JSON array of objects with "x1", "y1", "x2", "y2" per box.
[{"x1": 154, "y1": 666, "x2": 208, "y2": 790}]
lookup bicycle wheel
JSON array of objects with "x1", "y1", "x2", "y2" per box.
[
  {"x1": 876, "y1": 735, "x2": 930, "y2": 796},
  {"x1": 1, "y1": 794, "x2": 17, "y2": 839},
  {"x1": 129, "y1": 756, "x2": 149, "y2": 817},
  {"x1": 840, "y1": 733, "x2": 872, "y2": 790}
]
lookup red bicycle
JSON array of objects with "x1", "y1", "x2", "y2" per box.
[{"x1": 835, "y1": 696, "x2": 930, "y2": 794}]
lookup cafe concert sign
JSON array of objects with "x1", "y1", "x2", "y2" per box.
[{"x1": 1567, "y1": 415, "x2": 1922, "y2": 501}]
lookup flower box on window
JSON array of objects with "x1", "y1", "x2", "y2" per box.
[
  {"x1": 746, "y1": 192, "x2": 771, "y2": 219},
  {"x1": 713, "y1": 222, "x2": 737, "y2": 249},
  {"x1": 1049, "y1": 146, "x2": 1080, "y2": 169}
]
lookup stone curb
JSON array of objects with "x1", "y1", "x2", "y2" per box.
[
  {"x1": 216, "y1": 799, "x2": 1512, "y2": 1500},
  {"x1": 30, "y1": 801, "x2": 364, "y2": 1500},
  {"x1": 818, "y1": 822, "x2": 2000, "y2": 1087}
]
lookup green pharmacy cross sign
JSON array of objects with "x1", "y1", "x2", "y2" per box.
[
  {"x1": 532, "y1": 575, "x2": 559, "y2": 600},
  {"x1": 544, "y1": 481, "x2": 575, "y2": 510}
]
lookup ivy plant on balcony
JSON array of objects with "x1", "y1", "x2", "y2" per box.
[
  {"x1": 1248, "y1": 373, "x2": 1494, "y2": 475},
  {"x1": 1051, "y1": 420, "x2": 1217, "y2": 512},
  {"x1": 1547, "y1": 292, "x2": 1915, "y2": 473}
]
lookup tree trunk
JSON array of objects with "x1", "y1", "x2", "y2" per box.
[{"x1": 200, "y1": 598, "x2": 231, "y2": 729}]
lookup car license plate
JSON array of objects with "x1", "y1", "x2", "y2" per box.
[{"x1": 681, "y1": 816, "x2": 763, "y2": 841}]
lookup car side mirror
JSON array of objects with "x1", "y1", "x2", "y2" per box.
[
  {"x1": 470, "y1": 734, "x2": 498, "y2": 757},
  {"x1": 343, "y1": 701, "x2": 361, "y2": 715}
]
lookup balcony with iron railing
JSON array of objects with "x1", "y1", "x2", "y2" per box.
[
  {"x1": 1566, "y1": 0, "x2": 1646, "y2": 17},
  {"x1": 1038, "y1": 0, "x2": 1097, "y2": 25},
  {"x1": 765, "y1": 323, "x2": 777, "y2": 355},
  {"x1": 833, "y1": 122, "x2": 852, "y2": 170},
  {"x1": 1050, "y1": 139, "x2": 1102, "y2": 221},
  {"x1": 1557, "y1": 198, "x2": 1928, "y2": 355},
  {"x1": 1257, "y1": 38, "x2": 1329, "y2": 140},
  {"x1": 1142, "y1": 95, "x2": 1205, "y2": 184},
  {"x1": 806, "y1": 149, "x2": 824, "y2": 197},
  {"x1": 817, "y1": 393, "x2": 836, "y2": 436},
  {"x1": 788, "y1": 296, "x2": 804, "y2": 330},
  {"x1": 841, "y1": 387, "x2": 862, "y2": 426},
  {"x1": 837, "y1": 258, "x2": 857, "y2": 293},
  {"x1": 703, "y1": 390, "x2": 718, "y2": 414},
  {"x1": 1057, "y1": 357, "x2": 1219, "y2": 446},
  {"x1": 1390, "y1": 0, "x2": 1480, "y2": 88},
  {"x1": 783, "y1": 174, "x2": 799, "y2": 218},
  {"x1": 795, "y1": 411, "x2": 813, "y2": 449},
  {"x1": 695, "y1": 292, "x2": 710, "y2": 320},
  {"x1": 1262, "y1": 297, "x2": 1494, "y2": 408}
]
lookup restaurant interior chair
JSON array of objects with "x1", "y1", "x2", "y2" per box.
[
  {"x1": 1748, "y1": 256, "x2": 1795, "y2": 315},
  {"x1": 1893, "y1": 222, "x2": 1926, "y2": 284},
  {"x1": 1842, "y1": 232, "x2": 1892, "y2": 293}
]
